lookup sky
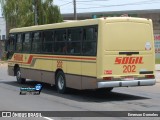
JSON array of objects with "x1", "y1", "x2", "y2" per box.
[
  {"x1": 54, "y1": 0, "x2": 160, "y2": 14},
  {"x1": 0, "y1": 0, "x2": 160, "y2": 17},
  {"x1": 0, "y1": 6, "x2": 2, "y2": 17}
]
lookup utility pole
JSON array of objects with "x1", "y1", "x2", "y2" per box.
[
  {"x1": 34, "y1": 0, "x2": 38, "y2": 25},
  {"x1": 73, "y1": 0, "x2": 77, "y2": 20}
]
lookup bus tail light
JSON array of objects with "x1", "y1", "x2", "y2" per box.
[
  {"x1": 145, "y1": 75, "x2": 155, "y2": 79},
  {"x1": 103, "y1": 77, "x2": 112, "y2": 80}
]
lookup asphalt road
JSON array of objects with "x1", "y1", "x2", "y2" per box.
[{"x1": 0, "y1": 62, "x2": 160, "y2": 120}]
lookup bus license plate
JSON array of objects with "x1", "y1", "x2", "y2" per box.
[{"x1": 122, "y1": 77, "x2": 134, "y2": 80}]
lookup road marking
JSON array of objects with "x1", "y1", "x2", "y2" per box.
[{"x1": 43, "y1": 117, "x2": 54, "y2": 120}]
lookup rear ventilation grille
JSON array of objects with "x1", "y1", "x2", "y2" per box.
[
  {"x1": 119, "y1": 52, "x2": 139, "y2": 55},
  {"x1": 139, "y1": 71, "x2": 153, "y2": 74}
]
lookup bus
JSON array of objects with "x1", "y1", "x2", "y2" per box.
[{"x1": 7, "y1": 17, "x2": 156, "y2": 93}]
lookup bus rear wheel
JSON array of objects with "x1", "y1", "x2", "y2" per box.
[
  {"x1": 16, "y1": 68, "x2": 26, "y2": 84},
  {"x1": 56, "y1": 71, "x2": 67, "y2": 94}
]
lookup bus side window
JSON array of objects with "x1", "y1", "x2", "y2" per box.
[
  {"x1": 22, "y1": 33, "x2": 31, "y2": 53},
  {"x1": 67, "y1": 28, "x2": 82, "y2": 55},
  {"x1": 54, "y1": 29, "x2": 66, "y2": 54},
  {"x1": 54, "y1": 42, "x2": 66, "y2": 54},
  {"x1": 55, "y1": 29, "x2": 66, "y2": 42},
  {"x1": 84, "y1": 27, "x2": 94, "y2": 41},
  {"x1": 16, "y1": 34, "x2": 23, "y2": 52},
  {"x1": 42, "y1": 30, "x2": 53, "y2": 53},
  {"x1": 31, "y1": 32, "x2": 42, "y2": 53},
  {"x1": 83, "y1": 26, "x2": 97, "y2": 56}
]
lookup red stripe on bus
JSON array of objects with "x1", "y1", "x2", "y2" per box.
[
  {"x1": 27, "y1": 55, "x2": 34, "y2": 64},
  {"x1": 9, "y1": 55, "x2": 96, "y2": 65},
  {"x1": 37, "y1": 55, "x2": 96, "y2": 60}
]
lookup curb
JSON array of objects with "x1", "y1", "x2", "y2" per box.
[{"x1": 0, "y1": 61, "x2": 8, "y2": 64}]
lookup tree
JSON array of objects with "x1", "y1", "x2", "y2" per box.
[
  {"x1": 0, "y1": 0, "x2": 63, "y2": 29},
  {"x1": 38, "y1": 0, "x2": 63, "y2": 24}
]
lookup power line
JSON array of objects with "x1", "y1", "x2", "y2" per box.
[
  {"x1": 76, "y1": 0, "x2": 159, "y2": 6},
  {"x1": 60, "y1": 0, "x2": 71, "y2": 2},
  {"x1": 59, "y1": 2, "x2": 72, "y2": 7},
  {"x1": 58, "y1": 0, "x2": 160, "y2": 11},
  {"x1": 77, "y1": 0, "x2": 160, "y2": 9},
  {"x1": 77, "y1": 0, "x2": 157, "y2": 7},
  {"x1": 59, "y1": 0, "x2": 159, "y2": 8},
  {"x1": 58, "y1": 0, "x2": 111, "y2": 7},
  {"x1": 77, "y1": 0, "x2": 111, "y2": 2},
  {"x1": 58, "y1": 0, "x2": 77, "y2": 20}
]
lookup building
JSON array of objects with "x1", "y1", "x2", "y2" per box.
[
  {"x1": 0, "y1": 17, "x2": 6, "y2": 59},
  {"x1": 0, "y1": 17, "x2": 6, "y2": 40}
]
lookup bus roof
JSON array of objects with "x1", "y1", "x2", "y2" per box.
[{"x1": 9, "y1": 17, "x2": 151, "y2": 33}]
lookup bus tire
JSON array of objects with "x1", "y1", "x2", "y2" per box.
[
  {"x1": 56, "y1": 71, "x2": 67, "y2": 94},
  {"x1": 16, "y1": 67, "x2": 26, "y2": 84}
]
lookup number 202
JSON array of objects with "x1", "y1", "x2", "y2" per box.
[{"x1": 123, "y1": 65, "x2": 136, "y2": 73}]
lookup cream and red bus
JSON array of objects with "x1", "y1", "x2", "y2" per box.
[{"x1": 7, "y1": 17, "x2": 156, "y2": 93}]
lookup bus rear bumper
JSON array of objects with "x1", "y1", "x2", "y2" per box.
[{"x1": 97, "y1": 79, "x2": 156, "y2": 88}]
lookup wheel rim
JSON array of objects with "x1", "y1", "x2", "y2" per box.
[
  {"x1": 58, "y1": 75, "x2": 64, "y2": 90},
  {"x1": 17, "y1": 71, "x2": 21, "y2": 80}
]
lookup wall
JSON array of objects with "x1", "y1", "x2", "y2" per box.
[
  {"x1": 0, "y1": 17, "x2": 6, "y2": 40},
  {"x1": 0, "y1": 17, "x2": 6, "y2": 59}
]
